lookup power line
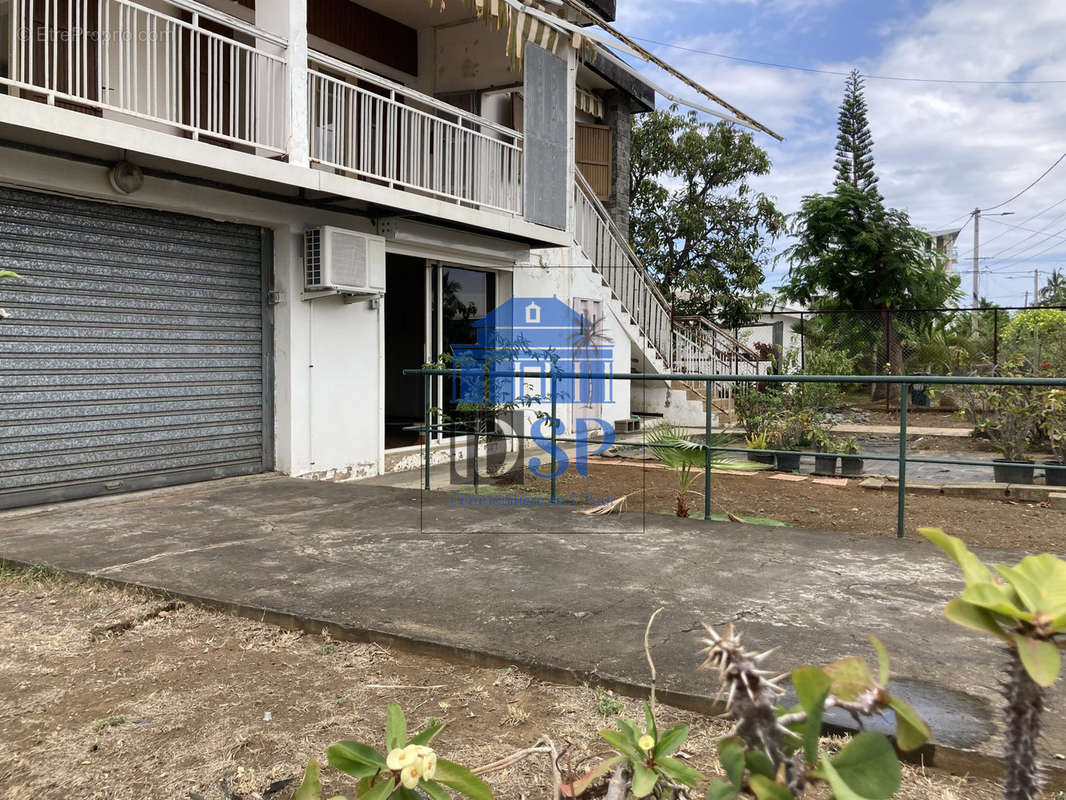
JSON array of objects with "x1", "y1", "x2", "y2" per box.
[
  {"x1": 957, "y1": 196, "x2": 1066, "y2": 257},
  {"x1": 983, "y1": 152, "x2": 1066, "y2": 211},
  {"x1": 629, "y1": 36, "x2": 1066, "y2": 85}
]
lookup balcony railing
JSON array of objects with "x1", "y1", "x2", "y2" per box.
[
  {"x1": 307, "y1": 51, "x2": 524, "y2": 215},
  {"x1": 5, "y1": 0, "x2": 288, "y2": 153}
]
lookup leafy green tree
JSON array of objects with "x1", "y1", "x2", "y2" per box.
[
  {"x1": 781, "y1": 186, "x2": 960, "y2": 394},
  {"x1": 1039, "y1": 268, "x2": 1066, "y2": 306},
  {"x1": 834, "y1": 70, "x2": 881, "y2": 199},
  {"x1": 630, "y1": 106, "x2": 784, "y2": 328}
]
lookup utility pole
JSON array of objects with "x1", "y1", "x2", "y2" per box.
[
  {"x1": 971, "y1": 208, "x2": 980, "y2": 333},
  {"x1": 1035, "y1": 269, "x2": 1040, "y2": 306}
]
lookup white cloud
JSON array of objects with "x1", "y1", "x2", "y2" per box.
[{"x1": 625, "y1": 0, "x2": 1066, "y2": 302}]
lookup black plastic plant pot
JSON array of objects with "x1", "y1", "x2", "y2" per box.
[
  {"x1": 992, "y1": 459, "x2": 1036, "y2": 484},
  {"x1": 839, "y1": 455, "x2": 864, "y2": 477},
  {"x1": 1044, "y1": 461, "x2": 1066, "y2": 487},
  {"x1": 813, "y1": 454, "x2": 838, "y2": 476},
  {"x1": 748, "y1": 451, "x2": 776, "y2": 465},
  {"x1": 775, "y1": 451, "x2": 802, "y2": 472}
]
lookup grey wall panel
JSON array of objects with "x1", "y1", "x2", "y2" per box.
[
  {"x1": 523, "y1": 42, "x2": 570, "y2": 231},
  {"x1": 0, "y1": 185, "x2": 269, "y2": 509}
]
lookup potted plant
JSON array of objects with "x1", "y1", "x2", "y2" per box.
[
  {"x1": 1043, "y1": 389, "x2": 1066, "y2": 487},
  {"x1": 986, "y1": 381, "x2": 1037, "y2": 484},
  {"x1": 811, "y1": 426, "x2": 838, "y2": 476},
  {"x1": 838, "y1": 436, "x2": 864, "y2": 477},
  {"x1": 769, "y1": 411, "x2": 806, "y2": 472},
  {"x1": 743, "y1": 430, "x2": 775, "y2": 466}
]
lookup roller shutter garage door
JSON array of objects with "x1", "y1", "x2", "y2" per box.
[{"x1": 0, "y1": 185, "x2": 272, "y2": 509}]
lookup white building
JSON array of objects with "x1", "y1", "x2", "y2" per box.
[{"x1": 0, "y1": 0, "x2": 770, "y2": 508}]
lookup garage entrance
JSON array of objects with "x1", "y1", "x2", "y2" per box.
[{"x1": 0, "y1": 185, "x2": 272, "y2": 509}]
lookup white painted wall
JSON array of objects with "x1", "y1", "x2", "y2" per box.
[{"x1": 738, "y1": 311, "x2": 804, "y2": 368}]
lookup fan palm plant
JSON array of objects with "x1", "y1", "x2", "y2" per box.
[{"x1": 645, "y1": 423, "x2": 766, "y2": 517}]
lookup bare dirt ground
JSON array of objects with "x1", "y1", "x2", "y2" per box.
[
  {"x1": 862, "y1": 410, "x2": 972, "y2": 430},
  {"x1": 0, "y1": 567, "x2": 1004, "y2": 800},
  {"x1": 520, "y1": 463, "x2": 1065, "y2": 552}
]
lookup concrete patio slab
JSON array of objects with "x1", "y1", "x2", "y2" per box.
[{"x1": 1, "y1": 475, "x2": 1063, "y2": 786}]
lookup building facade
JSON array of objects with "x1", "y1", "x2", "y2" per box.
[{"x1": 0, "y1": 0, "x2": 758, "y2": 508}]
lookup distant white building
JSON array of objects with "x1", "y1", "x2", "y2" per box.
[{"x1": 738, "y1": 303, "x2": 806, "y2": 370}]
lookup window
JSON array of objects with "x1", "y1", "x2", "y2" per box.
[{"x1": 576, "y1": 122, "x2": 612, "y2": 201}]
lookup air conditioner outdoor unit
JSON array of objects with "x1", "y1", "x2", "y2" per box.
[{"x1": 304, "y1": 227, "x2": 386, "y2": 294}]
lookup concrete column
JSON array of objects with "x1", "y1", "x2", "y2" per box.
[
  {"x1": 256, "y1": 0, "x2": 309, "y2": 167},
  {"x1": 565, "y1": 44, "x2": 578, "y2": 236},
  {"x1": 603, "y1": 90, "x2": 633, "y2": 236}
]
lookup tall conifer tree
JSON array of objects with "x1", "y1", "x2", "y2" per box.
[{"x1": 834, "y1": 70, "x2": 881, "y2": 199}]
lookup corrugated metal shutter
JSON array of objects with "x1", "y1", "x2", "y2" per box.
[{"x1": 0, "y1": 185, "x2": 271, "y2": 509}]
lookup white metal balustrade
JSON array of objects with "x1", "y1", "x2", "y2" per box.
[
  {"x1": 6, "y1": 0, "x2": 287, "y2": 153},
  {"x1": 308, "y1": 51, "x2": 524, "y2": 215},
  {"x1": 574, "y1": 172, "x2": 762, "y2": 405},
  {"x1": 574, "y1": 171, "x2": 672, "y2": 364}
]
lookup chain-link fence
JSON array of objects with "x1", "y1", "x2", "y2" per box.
[{"x1": 783, "y1": 305, "x2": 1066, "y2": 378}]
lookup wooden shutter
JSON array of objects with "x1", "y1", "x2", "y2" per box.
[{"x1": 576, "y1": 123, "x2": 611, "y2": 202}]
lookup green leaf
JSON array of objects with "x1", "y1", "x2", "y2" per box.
[
  {"x1": 704, "y1": 780, "x2": 738, "y2": 800},
  {"x1": 919, "y1": 527, "x2": 992, "y2": 586},
  {"x1": 616, "y1": 717, "x2": 643, "y2": 747},
  {"x1": 294, "y1": 759, "x2": 323, "y2": 800},
  {"x1": 960, "y1": 583, "x2": 1032, "y2": 621},
  {"x1": 825, "y1": 732, "x2": 901, "y2": 800},
  {"x1": 644, "y1": 701, "x2": 657, "y2": 743},
  {"x1": 653, "y1": 724, "x2": 688, "y2": 758},
  {"x1": 869, "y1": 635, "x2": 890, "y2": 687},
  {"x1": 716, "y1": 737, "x2": 745, "y2": 788},
  {"x1": 994, "y1": 565, "x2": 1043, "y2": 613},
  {"x1": 886, "y1": 696, "x2": 931, "y2": 752},
  {"x1": 1008, "y1": 554, "x2": 1066, "y2": 614},
  {"x1": 409, "y1": 719, "x2": 446, "y2": 746},
  {"x1": 386, "y1": 703, "x2": 407, "y2": 751},
  {"x1": 357, "y1": 778, "x2": 397, "y2": 800},
  {"x1": 823, "y1": 657, "x2": 875, "y2": 702},
  {"x1": 598, "y1": 729, "x2": 644, "y2": 763},
  {"x1": 745, "y1": 751, "x2": 775, "y2": 779},
  {"x1": 748, "y1": 775, "x2": 793, "y2": 800},
  {"x1": 419, "y1": 780, "x2": 452, "y2": 800},
  {"x1": 655, "y1": 756, "x2": 704, "y2": 788},
  {"x1": 434, "y1": 759, "x2": 493, "y2": 800},
  {"x1": 631, "y1": 763, "x2": 658, "y2": 798},
  {"x1": 792, "y1": 666, "x2": 830, "y2": 764},
  {"x1": 943, "y1": 599, "x2": 1008, "y2": 640},
  {"x1": 393, "y1": 789, "x2": 420, "y2": 800},
  {"x1": 817, "y1": 757, "x2": 867, "y2": 800},
  {"x1": 561, "y1": 756, "x2": 622, "y2": 798},
  {"x1": 1013, "y1": 634, "x2": 1062, "y2": 687},
  {"x1": 0, "y1": 270, "x2": 20, "y2": 279},
  {"x1": 328, "y1": 741, "x2": 388, "y2": 778}
]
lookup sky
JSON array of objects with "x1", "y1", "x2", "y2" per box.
[{"x1": 611, "y1": 0, "x2": 1066, "y2": 308}]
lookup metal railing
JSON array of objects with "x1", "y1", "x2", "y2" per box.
[
  {"x1": 404, "y1": 367, "x2": 1066, "y2": 540},
  {"x1": 672, "y1": 315, "x2": 761, "y2": 405},
  {"x1": 6, "y1": 0, "x2": 288, "y2": 153},
  {"x1": 308, "y1": 51, "x2": 524, "y2": 215},
  {"x1": 573, "y1": 172, "x2": 672, "y2": 364}
]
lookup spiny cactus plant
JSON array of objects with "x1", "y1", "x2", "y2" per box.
[
  {"x1": 921, "y1": 527, "x2": 1066, "y2": 800},
  {"x1": 698, "y1": 622, "x2": 929, "y2": 799}
]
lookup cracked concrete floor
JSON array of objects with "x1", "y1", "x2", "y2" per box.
[{"x1": 1, "y1": 474, "x2": 1062, "y2": 785}]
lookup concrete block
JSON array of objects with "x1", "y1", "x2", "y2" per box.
[
  {"x1": 905, "y1": 482, "x2": 944, "y2": 495},
  {"x1": 859, "y1": 477, "x2": 885, "y2": 491},
  {"x1": 1049, "y1": 493, "x2": 1066, "y2": 511},
  {"x1": 1006, "y1": 484, "x2": 1050, "y2": 503},
  {"x1": 940, "y1": 482, "x2": 1010, "y2": 499}
]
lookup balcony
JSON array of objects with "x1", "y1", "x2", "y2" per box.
[{"x1": 2, "y1": 0, "x2": 527, "y2": 218}]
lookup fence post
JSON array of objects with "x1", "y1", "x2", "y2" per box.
[
  {"x1": 424, "y1": 372, "x2": 432, "y2": 491},
  {"x1": 896, "y1": 383, "x2": 909, "y2": 540},
  {"x1": 705, "y1": 378, "x2": 713, "y2": 522},
  {"x1": 993, "y1": 308, "x2": 1000, "y2": 367},
  {"x1": 550, "y1": 370, "x2": 558, "y2": 505},
  {"x1": 799, "y1": 313, "x2": 805, "y2": 371}
]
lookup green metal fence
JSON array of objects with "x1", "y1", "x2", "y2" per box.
[{"x1": 404, "y1": 369, "x2": 1066, "y2": 540}]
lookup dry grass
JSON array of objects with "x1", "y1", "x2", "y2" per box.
[{"x1": 0, "y1": 565, "x2": 1004, "y2": 800}]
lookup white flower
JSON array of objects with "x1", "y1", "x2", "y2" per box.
[
  {"x1": 387, "y1": 748, "x2": 412, "y2": 771},
  {"x1": 400, "y1": 763, "x2": 422, "y2": 789},
  {"x1": 638, "y1": 734, "x2": 655, "y2": 752}
]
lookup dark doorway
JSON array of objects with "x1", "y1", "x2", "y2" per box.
[{"x1": 384, "y1": 254, "x2": 426, "y2": 449}]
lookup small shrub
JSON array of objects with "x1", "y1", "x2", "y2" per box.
[{"x1": 594, "y1": 686, "x2": 624, "y2": 718}]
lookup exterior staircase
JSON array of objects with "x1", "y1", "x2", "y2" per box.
[{"x1": 572, "y1": 173, "x2": 760, "y2": 427}]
